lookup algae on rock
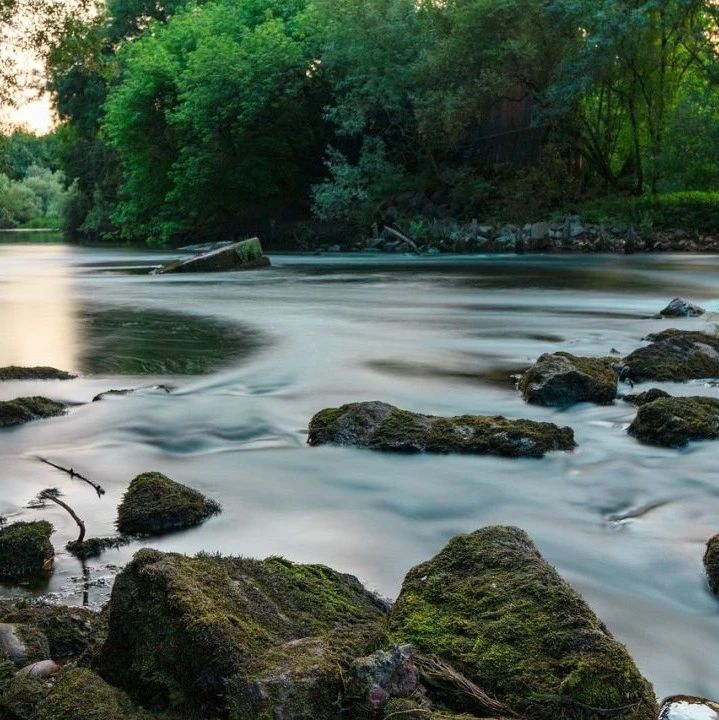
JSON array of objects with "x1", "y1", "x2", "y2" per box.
[
  {"x1": 387, "y1": 526, "x2": 657, "y2": 720},
  {"x1": 519, "y1": 352, "x2": 618, "y2": 406},
  {"x1": 97, "y1": 549, "x2": 387, "y2": 718},
  {"x1": 704, "y1": 535, "x2": 719, "y2": 596},
  {"x1": 308, "y1": 401, "x2": 576, "y2": 458},
  {"x1": 0, "y1": 367, "x2": 76, "y2": 381},
  {"x1": 0, "y1": 397, "x2": 66, "y2": 428},
  {"x1": 116, "y1": 472, "x2": 220, "y2": 536},
  {"x1": 628, "y1": 396, "x2": 719, "y2": 447},
  {"x1": 0, "y1": 521, "x2": 53, "y2": 579}
]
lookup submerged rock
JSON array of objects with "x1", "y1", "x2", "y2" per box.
[
  {"x1": 659, "y1": 298, "x2": 706, "y2": 318},
  {"x1": 704, "y1": 535, "x2": 719, "y2": 595},
  {"x1": 622, "y1": 330, "x2": 719, "y2": 382},
  {"x1": 628, "y1": 396, "x2": 719, "y2": 447},
  {"x1": 0, "y1": 396, "x2": 66, "y2": 428},
  {"x1": 622, "y1": 388, "x2": 671, "y2": 406},
  {"x1": 0, "y1": 366, "x2": 76, "y2": 381},
  {"x1": 157, "y1": 237, "x2": 271, "y2": 274},
  {"x1": 387, "y1": 526, "x2": 657, "y2": 720},
  {"x1": 98, "y1": 549, "x2": 387, "y2": 717},
  {"x1": 308, "y1": 401, "x2": 575, "y2": 458},
  {"x1": 66, "y1": 536, "x2": 131, "y2": 560},
  {"x1": 0, "y1": 521, "x2": 54, "y2": 579},
  {"x1": 519, "y1": 352, "x2": 618, "y2": 406},
  {"x1": 659, "y1": 696, "x2": 719, "y2": 720},
  {"x1": 116, "y1": 472, "x2": 220, "y2": 536}
]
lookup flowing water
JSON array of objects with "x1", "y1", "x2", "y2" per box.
[{"x1": 0, "y1": 240, "x2": 718, "y2": 698}]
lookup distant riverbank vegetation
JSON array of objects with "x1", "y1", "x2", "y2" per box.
[{"x1": 3, "y1": 0, "x2": 719, "y2": 245}]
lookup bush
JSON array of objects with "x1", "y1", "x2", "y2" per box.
[{"x1": 579, "y1": 191, "x2": 719, "y2": 232}]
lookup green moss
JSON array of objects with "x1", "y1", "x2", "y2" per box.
[
  {"x1": 98, "y1": 549, "x2": 386, "y2": 716},
  {"x1": 628, "y1": 396, "x2": 719, "y2": 447},
  {"x1": 36, "y1": 668, "x2": 146, "y2": 720},
  {"x1": 0, "y1": 673, "x2": 49, "y2": 720},
  {"x1": 519, "y1": 353, "x2": 618, "y2": 407},
  {"x1": 308, "y1": 402, "x2": 575, "y2": 458},
  {"x1": 14, "y1": 625, "x2": 50, "y2": 665},
  {"x1": 0, "y1": 397, "x2": 66, "y2": 428},
  {"x1": 67, "y1": 537, "x2": 130, "y2": 560},
  {"x1": 623, "y1": 331, "x2": 719, "y2": 382},
  {"x1": 0, "y1": 367, "x2": 76, "y2": 381},
  {"x1": 117, "y1": 472, "x2": 221, "y2": 536},
  {"x1": 387, "y1": 526, "x2": 656, "y2": 720},
  {"x1": 0, "y1": 522, "x2": 54, "y2": 579},
  {"x1": 704, "y1": 535, "x2": 719, "y2": 595}
]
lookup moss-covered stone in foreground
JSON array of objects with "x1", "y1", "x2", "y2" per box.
[
  {"x1": 387, "y1": 526, "x2": 657, "y2": 720},
  {"x1": 308, "y1": 401, "x2": 575, "y2": 458},
  {"x1": 0, "y1": 397, "x2": 66, "y2": 428},
  {"x1": 622, "y1": 329, "x2": 719, "y2": 382},
  {"x1": 97, "y1": 549, "x2": 387, "y2": 718},
  {"x1": 116, "y1": 472, "x2": 220, "y2": 536},
  {"x1": 703, "y1": 535, "x2": 719, "y2": 596},
  {"x1": 519, "y1": 352, "x2": 618, "y2": 406},
  {"x1": 628, "y1": 396, "x2": 719, "y2": 447},
  {"x1": 0, "y1": 366, "x2": 76, "y2": 381},
  {"x1": 0, "y1": 521, "x2": 53, "y2": 579},
  {"x1": 36, "y1": 668, "x2": 146, "y2": 720}
]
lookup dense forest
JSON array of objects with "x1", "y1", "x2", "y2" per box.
[{"x1": 2, "y1": 0, "x2": 719, "y2": 245}]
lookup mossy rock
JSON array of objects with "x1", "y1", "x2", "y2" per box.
[
  {"x1": 703, "y1": 535, "x2": 719, "y2": 596},
  {"x1": 36, "y1": 667, "x2": 147, "y2": 720},
  {"x1": 67, "y1": 536, "x2": 130, "y2": 560},
  {"x1": 0, "y1": 397, "x2": 66, "y2": 428},
  {"x1": 0, "y1": 601, "x2": 106, "y2": 661},
  {"x1": 0, "y1": 622, "x2": 50, "y2": 668},
  {"x1": 518, "y1": 352, "x2": 618, "y2": 407},
  {"x1": 622, "y1": 388, "x2": 671, "y2": 406},
  {"x1": 622, "y1": 330, "x2": 719, "y2": 382},
  {"x1": 116, "y1": 472, "x2": 221, "y2": 536},
  {"x1": 387, "y1": 526, "x2": 657, "y2": 720},
  {"x1": 97, "y1": 549, "x2": 387, "y2": 717},
  {"x1": 628, "y1": 396, "x2": 719, "y2": 447},
  {"x1": 0, "y1": 522, "x2": 53, "y2": 579},
  {"x1": 308, "y1": 401, "x2": 575, "y2": 458},
  {"x1": 0, "y1": 367, "x2": 76, "y2": 381},
  {"x1": 0, "y1": 672, "x2": 49, "y2": 720},
  {"x1": 157, "y1": 237, "x2": 271, "y2": 274}
]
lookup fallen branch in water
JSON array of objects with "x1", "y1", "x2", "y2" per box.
[
  {"x1": 383, "y1": 226, "x2": 421, "y2": 255},
  {"x1": 31, "y1": 488, "x2": 86, "y2": 543},
  {"x1": 36, "y1": 457, "x2": 105, "y2": 497}
]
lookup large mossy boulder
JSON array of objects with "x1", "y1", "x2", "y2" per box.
[
  {"x1": 116, "y1": 472, "x2": 220, "y2": 536},
  {"x1": 703, "y1": 535, "x2": 719, "y2": 596},
  {"x1": 628, "y1": 396, "x2": 719, "y2": 447},
  {"x1": 0, "y1": 521, "x2": 53, "y2": 579},
  {"x1": 308, "y1": 401, "x2": 575, "y2": 458},
  {"x1": 0, "y1": 397, "x2": 66, "y2": 428},
  {"x1": 387, "y1": 526, "x2": 657, "y2": 720},
  {"x1": 157, "y1": 237, "x2": 270, "y2": 274},
  {"x1": 97, "y1": 549, "x2": 387, "y2": 718},
  {"x1": 0, "y1": 367, "x2": 76, "y2": 381},
  {"x1": 622, "y1": 330, "x2": 719, "y2": 382},
  {"x1": 518, "y1": 352, "x2": 618, "y2": 406}
]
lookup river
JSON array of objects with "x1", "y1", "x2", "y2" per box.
[{"x1": 0, "y1": 241, "x2": 717, "y2": 698}]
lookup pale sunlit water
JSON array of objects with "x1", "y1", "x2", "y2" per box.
[{"x1": 0, "y1": 241, "x2": 718, "y2": 699}]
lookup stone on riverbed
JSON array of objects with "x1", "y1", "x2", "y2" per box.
[
  {"x1": 0, "y1": 521, "x2": 53, "y2": 579},
  {"x1": 659, "y1": 696, "x2": 719, "y2": 720},
  {"x1": 622, "y1": 330, "x2": 719, "y2": 382},
  {"x1": 628, "y1": 396, "x2": 719, "y2": 447},
  {"x1": 156, "y1": 237, "x2": 270, "y2": 274},
  {"x1": 0, "y1": 397, "x2": 66, "y2": 428},
  {"x1": 387, "y1": 526, "x2": 657, "y2": 720},
  {"x1": 116, "y1": 472, "x2": 220, "y2": 536},
  {"x1": 703, "y1": 535, "x2": 719, "y2": 595},
  {"x1": 308, "y1": 401, "x2": 575, "y2": 458},
  {"x1": 518, "y1": 352, "x2": 618, "y2": 406},
  {"x1": 659, "y1": 298, "x2": 706, "y2": 318},
  {"x1": 622, "y1": 388, "x2": 671, "y2": 406},
  {"x1": 0, "y1": 366, "x2": 76, "y2": 381},
  {"x1": 97, "y1": 549, "x2": 387, "y2": 717}
]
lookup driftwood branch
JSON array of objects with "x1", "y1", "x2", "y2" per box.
[
  {"x1": 383, "y1": 226, "x2": 421, "y2": 255},
  {"x1": 35, "y1": 489, "x2": 86, "y2": 543},
  {"x1": 36, "y1": 457, "x2": 105, "y2": 497}
]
